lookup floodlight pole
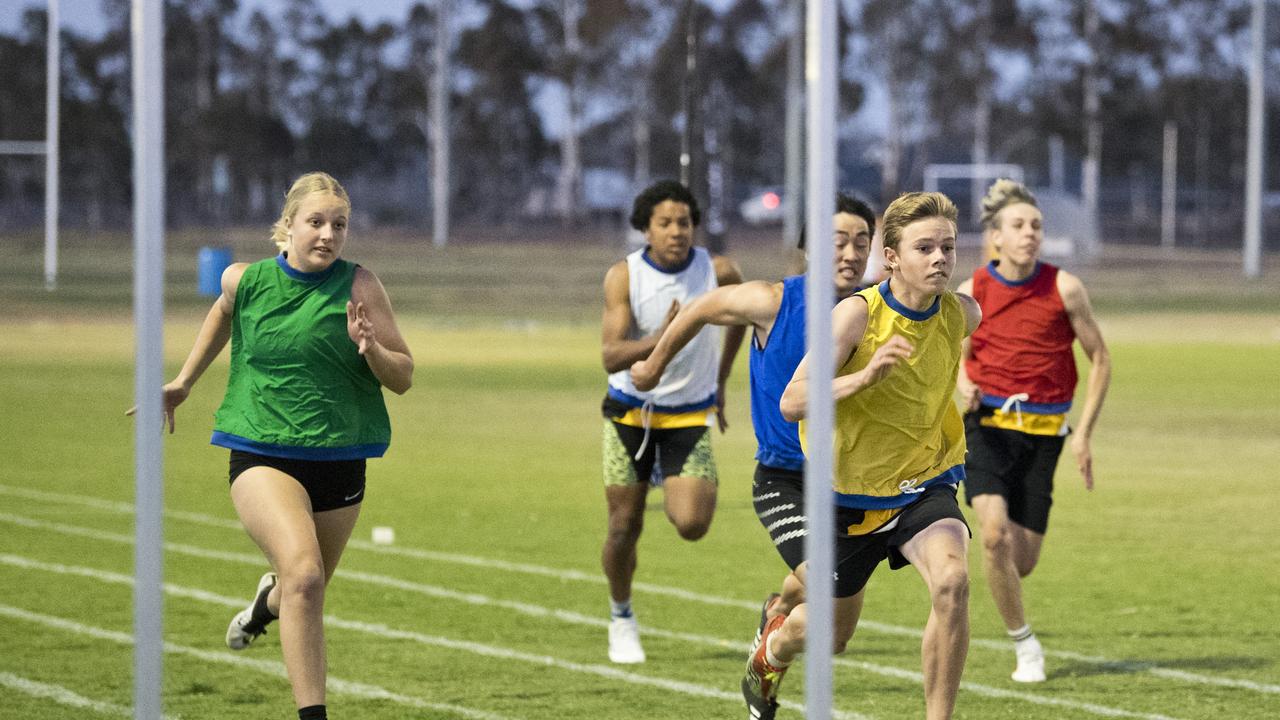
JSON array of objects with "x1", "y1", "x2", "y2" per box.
[
  {"x1": 804, "y1": 1, "x2": 836, "y2": 718},
  {"x1": 44, "y1": 0, "x2": 59, "y2": 291},
  {"x1": 1243, "y1": 0, "x2": 1264, "y2": 279},
  {"x1": 1161, "y1": 121, "x2": 1177, "y2": 250},
  {"x1": 783, "y1": 0, "x2": 802, "y2": 249},
  {"x1": 132, "y1": 0, "x2": 165, "y2": 718},
  {"x1": 431, "y1": 0, "x2": 450, "y2": 248}
]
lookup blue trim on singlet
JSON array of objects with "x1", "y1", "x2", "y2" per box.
[
  {"x1": 275, "y1": 253, "x2": 338, "y2": 283},
  {"x1": 211, "y1": 431, "x2": 387, "y2": 460},
  {"x1": 640, "y1": 246, "x2": 698, "y2": 274},
  {"x1": 832, "y1": 465, "x2": 965, "y2": 510},
  {"x1": 606, "y1": 386, "x2": 716, "y2": 414},
  {"x1": 979, "y1": 393, "x2": 1072, "y2": 414},
  {"x1": 878, "y1": 280, "x2": 941, "y2": 321},
  {"x1": 985, "y1": 260, "x2": 1042, "y2": 288}
]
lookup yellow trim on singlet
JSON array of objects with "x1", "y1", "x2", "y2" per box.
[
  {"x1": 979, "y1": 409, "x2": 1069, "y2": 436},
  {"x1": 612, "y1": 407, "x2": 714, "y2": 429}
]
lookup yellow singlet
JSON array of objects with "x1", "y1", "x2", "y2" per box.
[{"x1": 801, "y1": 282, "x2": 968, "y2": 516}]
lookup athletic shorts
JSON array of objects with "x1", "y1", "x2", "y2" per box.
[
  {"x1": 752, "y1": 464, "x2": 807, "y2": 571},
  {"x1": 602, "y1": 420, "x2": 717, "y2": 487},
  {"x1": 832, "y1": 484, "x2": 968, "y2": 598},
  {"x1": 229, "y1": 450, "x2": 367, "y2": 513},
  {"x1": 962, "y1": 410, "x2": 1066, "y2": 534}
]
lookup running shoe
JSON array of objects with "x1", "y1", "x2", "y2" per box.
[
  {"x1": 1011, "y1": 634, "x2": 1047, "y2": 683},
  {"x1": 607, "y1": 615, "x2": 646, "y2": 664},
  {"x1": 225, "y1": 572, "x2": 277, "y2": 650},
  {"x1": 742, "y1": 613, "x2": 788, "y2": 720}
]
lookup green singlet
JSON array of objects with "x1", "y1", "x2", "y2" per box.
[{"x1": 211, "y1": 255, "x2": 391, "y2": 460}]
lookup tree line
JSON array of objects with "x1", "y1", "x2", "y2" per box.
[{"x1": 0, "y1": 0, "x2": 1275, "y2": 246}]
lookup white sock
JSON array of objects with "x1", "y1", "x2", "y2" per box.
[
  {"x1": 1008, "y1": 624, "x2": 1035, "y2": 644},
  {"x1": 610, "y1": 598, "x2": 633, "y2": 619}
]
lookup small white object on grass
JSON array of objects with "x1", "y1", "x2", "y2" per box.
[{"x1": 371, "y1": 526, "x2": 395, "y2": 545}]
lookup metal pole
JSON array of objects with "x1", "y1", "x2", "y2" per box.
[
  {"x1": 1161, "y1": 121, "x2": 1177, "y2": 250},
  {"x1": 431, "y1": 0, "x2": 450, "y2": 248},
  {"x1": 132, "y1": 0, "x2": 165, "y2": 717},
  {"x1": 679, "y1": 0, "x2": 695, "y2": 186},
  {"x1": 44, "y1": 0, "x2": 59, "y2": 291},
  {"x1": 1081, "y1": 0, "x2": 1101, "y2": 257},
  {"x1": 1243, "y1": 0, "x2": 1264, "y2": 278},
  {"x1": 804, "y1": 0, "x2": 836, "y2": 717},
  {"x1": 783, "y1": 0, "x2": 802, "y2": 248}
]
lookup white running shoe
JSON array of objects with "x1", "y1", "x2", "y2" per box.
[
  {"x1": 1011, "y1": 635, "x2": 1047, "y2": 683},
  {"x1": 607, "y1": 615, "x2": 646, "y2": 664},
  {"x1": 225, "y1": 572, "x2": 277, "y2": 650}
]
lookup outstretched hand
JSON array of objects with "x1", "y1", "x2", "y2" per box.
[
  {"x1": 347, "y1": 300, "x2": 377, "y2": 355},
  {"x1": 125, "y1": 381, "x2": 189, "y2": 434}
]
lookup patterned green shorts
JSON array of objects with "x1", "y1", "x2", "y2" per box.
[{"x1": 602, "y1": 420, "x2": 718, "y2": 487}]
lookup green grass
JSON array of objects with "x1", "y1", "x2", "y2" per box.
[{"x1": 1, "y1": 229, "x2": 1278, "y2": 719}]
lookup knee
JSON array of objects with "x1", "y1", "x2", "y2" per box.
[
  {"x1": 606, "y1": 513, "x2": 644, "y2": 548},
  {"x1": 278, "y1": 558, "x2": 326, "y2": 605},
  {"x1": 674, "y1": 517, "x2": 711, "y2": 541},
  {"x1": 981, "y1": 523, "x2": 1013, "y2": 559},
  {"x1": 930, "y1": 563, "x2": 970, "y2": 615}
]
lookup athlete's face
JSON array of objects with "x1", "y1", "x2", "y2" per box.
[
  {"x1": 885, "y1": 216, "x2": 956, "y2": 295},
  {"x1": 991, "y1": 202, "x2": 1043, "y2": 269},
  {"x1": 832, "y1": 211, "x2": 871, "y2": 297},
  {"x1": 286, "y1": 192, "x2": 348, "y2": 273},
  {"x1": 644, "y1": 200, "x2": 694, "y2": 269}
]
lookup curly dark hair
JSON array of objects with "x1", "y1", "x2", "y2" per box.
[{"x1": 629, "y1": 180, "x2": 701, "y2": 232}]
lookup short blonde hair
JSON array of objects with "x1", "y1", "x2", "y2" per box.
[
  {"x1": 271, "y1": 172, "x2": 351, "y2": 251},
  {"x1": 881, "y1": 191, "x2": 958, "y2": 250},
  {"x1": 979, "y1": 178, "x2": 1037, "y2": 230}
]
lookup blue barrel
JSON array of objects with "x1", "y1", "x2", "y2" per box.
[{"x1": 197, "y1": 246, "x2": 233, "y2": 297}]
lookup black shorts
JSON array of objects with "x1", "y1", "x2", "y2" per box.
[
  {"x1": 229, "y1": 450, "x2": 367, "y2": 513},
  {"x1": 832, "y1": 484, "x2": 969, "y2": 598},
  {"x1": 752, "y1": 464, "x2": 807, "y2": 571},
  {"x1": 962, "y1": 410, "x2": 1066, "y2": 534}
]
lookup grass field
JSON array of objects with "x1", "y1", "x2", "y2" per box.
[{"x1": 1, "y1": 229, "x2": 1278, "y2": 719}]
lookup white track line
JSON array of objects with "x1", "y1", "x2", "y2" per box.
[
  {"x1": 0, "y1": 554, "x2": 864, "y2": 720},
  {"x1": 0, "y1": 520, "x2": 1187, "y2": 720},
  {"x1": 0, "y1": 599, "x2": 514, "y2": 720},
  {"x1": 0, "y1": 670, "x2": 175, "y2": 718},
  {"x1": 3, "y1": 483, "x2": 1275, "y2": 697}
]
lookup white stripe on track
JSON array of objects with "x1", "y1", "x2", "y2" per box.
[
  {"x1": 3, "y1": 485, "x2": 1275, "y2": 697},
  {"x1": 0, "y1": 670, "x2": 173, "y2": 718},
  {"x1": 0, "y1": 520, "x2": 1189, "y2": 720},
  {"x1": 0, "y1": 600, "x2": 514, "y2": 720},
  {"x1": 0, "y1": 554, "x2": 863, "y2": 720}
]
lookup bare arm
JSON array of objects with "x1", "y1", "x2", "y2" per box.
[
  {"x1": 780, "y1": 297, "x2": 913, "y2": 421},
  {"x1": 630, "y1": 280, "x2": 783, "y2": 391},
  {"x1": 350, "y1": 267, "x2": 414, "y2": 395},
  {"x1": 601, "y1": 261, "x2": 678, "y2": 373},
  {"x1": 954, "y1": 280, "x2": 982, "y2": 411},
  {"x1": 128, "y1": 262, "x2": 245, "y2": 432},
  {"x1": 1060, "y1": 271, "x2": 1111, "y2": 490}
]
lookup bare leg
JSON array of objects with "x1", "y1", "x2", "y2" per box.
[
  {"x1": 971, "y1": 494, "x2": 1028, "y2": 631},
  {"x1": 900, "y1": 518, "x2": 970, "y2": 720},
  {"x1": 660, "y1": 475, "x2": 717, "y2": 540},
  {"x1": 231, "y1": 468, "x2": 358, "y2": 710},
  {"x1": 768, "y1": 562, "x2": 864, "y2": 663},
  {"x1": 602, "y1": 483, "x2": 647, "y2": 602}
]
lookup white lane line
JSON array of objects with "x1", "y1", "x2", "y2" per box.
[
  {"x1": 0, "y1": 670, "x2": 177, "y2": 718},
  {"x1": 0, "y1": 522, "x2": 1186, "y2": 720},
  {"x1": 0, "y1": 600, "x2": 514, "y2": 720},
  {"x1": 3, "y1": 484, "x2": 1276, "y2": 697},
  {"x1": 0, "y1": 554, "x2": 865, "y2": 720}
]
